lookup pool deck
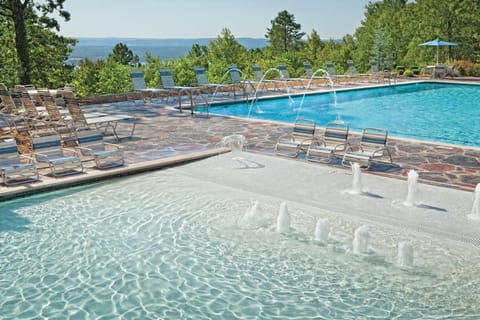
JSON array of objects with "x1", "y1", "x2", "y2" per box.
[{"x1": 1, "y1": 78, "x2": 479, "y2": 201}]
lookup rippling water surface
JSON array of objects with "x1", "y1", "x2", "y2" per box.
[
  {"x1": 206, "y1": 82, "x2": 480, "y2": 146},
  {"x1": 1, "y1": 169, "x2": 480, "y2": 319}
]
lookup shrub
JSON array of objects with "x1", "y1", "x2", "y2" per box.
[
  {"x1": 452, "y1": 60, "x2": 480, "y2": 77},
  {"x1": 396, "y1": 65, "x2": 405, "y2": 75},
  {"x1": 403, "y1": 69, "x2": 414, "y2": 77}
]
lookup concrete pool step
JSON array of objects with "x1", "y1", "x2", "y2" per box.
[{"x1": 0, "y1": 147, "x2": 230, "y2": 202}]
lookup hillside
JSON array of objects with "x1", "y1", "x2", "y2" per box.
[{"x1": 69, "y1": 37, "x2": 269, "y2": 63}]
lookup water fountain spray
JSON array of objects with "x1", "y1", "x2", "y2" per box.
[
  {"x1": 353, "y1": 225, "x2": 370, "y2": 255},
  {"x1": 276, "y1": 202, "x2": 291, "y2": 233},
  {"x1": 296, "y1": 69, "x2": 342, "y2": 124},
  {"x1": 467, "y1": 183, "x2": 480, "y2": 220},
  {"x1": 248, "y1": 68, "x2": 293, "y2": 118},
  {"x1": 403, "y1": 169, "x2": 419, "y2": 207},
  {"x1": 396, "y1": 241, "x2": 414, "y2": 268},
  {"x1": 314, "y1": 218, "x2": 330, "y2": 243}
]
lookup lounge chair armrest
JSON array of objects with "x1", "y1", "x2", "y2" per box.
[
  {"x1": 371, "y1": 146, "x2": 392, "y2": 160},
  {"x1": 345, "y1": 144, "x2": 363, "y2": 153},
  {"x1": 299, "y1": 136, "x2": 315, "y2": 145},
  {"x1": 333, "y1": 142, "x2": 349, "y2": 153},
  {"x1": 103, "y1": 142, "x2": 121, "y2": 150},
  {"x1": 277, "y1": 133, "x2": 295, "y2": 142},
  {"x1": 19, "y1": 154, "x2": 35, "y2": 163},
  {"x1": 33, "y1": 152, "x2": 50, "y2": 162},
  {"x1": 308, "y1": 138, "x2": 327, "y2": 148},
  {"x1": 62, "y1": 147, "x2": 80, "y2": 157},
  {"x1": 76, "y1": 146, "x2": 94, "y2": 153}
]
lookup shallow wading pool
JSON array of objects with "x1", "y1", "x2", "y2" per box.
[{"x1": 1, "y1": 153, "x2": 479, "y2": 319}]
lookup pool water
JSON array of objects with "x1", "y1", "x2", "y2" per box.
[
  {"x1": 206, "y1": 82, "x2": 480, "y2": 147},
  {"x1": 1, "y1": 153, "x2": 480, "y2": 319}
]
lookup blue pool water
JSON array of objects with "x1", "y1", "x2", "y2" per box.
[
  {"x1": 1, "y1": 153, "x2": 480, "y2": 319},
  {"x1": 206, "y1": 82, "x2": 480, "y2": 147}
]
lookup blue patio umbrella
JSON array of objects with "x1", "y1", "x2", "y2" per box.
[{"x1": 419, "y1": 38, "x2": 457, "y2": 65}]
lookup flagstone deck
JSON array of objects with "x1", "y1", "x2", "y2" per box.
[
  {"x1": 1, "y1": 80, "x2": 479, "y2": 200},
  {"x1": 84, "y1": 91, "x2": 480, "y2": 191}
]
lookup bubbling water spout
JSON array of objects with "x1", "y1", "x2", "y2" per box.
[
  {"x1": 240, "y1": 200, "x2": 258, "y2": 226},
  {"x1": 403, "y1": 169, "x2": 419, "y2": 207},
  {"x1": 345, "y1": 162, "x2": 369, "y2": 195},
  {"x1": 353, "y1": 225, "x2": 369, "y2": 255},
  {"x1": 396, "y1": 241, "x2": 414, "y2": 268},
  {"x1": 467, "y1": 183, "x2": 480, "y2": 221},
  {"x1": 220, "y1": 135, "x2": 245, "y2": 155},
  {"x1": 276, "y1": 202, "x2": 291, "y2": 233},
  {"x1": 314, "y1": 218, "x2": 330, "y2": 243}
]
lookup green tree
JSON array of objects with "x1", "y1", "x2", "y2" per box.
[
  {"x1": 29, "y1": 23, "x2": 76, "y2": 88},
  {"x1": 206, "y1": 28, "x2": 248, "y2": 82},
  {"x1": 0, "y1": 0, "x2": 71, "y2": 84},
  {"x1": 141, "y1": 52, "x2": 162, "y2": 89},
  {"x1": 354, "y1": 0, "x2": 408, "y2": 71},
  {"x1": 408, "y1": 0, "x2": 480, "y2": 63},
  {"x1": 302, "y1": 29, "x2": 323, "y2": 64},
  {"x1": 96, "y1": 57, "x2": 131, "y2": 95},
  {"x1": 186, "y1": 43, "x2": 209, "y2": 69},
  {"x1": 0, "y1": 14, "x2": 20, "y2": 86},
  {"x1": 71, "y1": 59, "x2": 104, "y2": 97},
  {"x1": 109, "y1": 42, "x2": 139, "y2": 66},
  {"x1": 265, "y1": 10, "x2": 305, "y2": 54}
]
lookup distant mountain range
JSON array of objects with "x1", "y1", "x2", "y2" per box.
[{"x1": 69, "y1": 37, "x2": 269, "y2": 63}]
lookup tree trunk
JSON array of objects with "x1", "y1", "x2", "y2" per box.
[{"x1": 11, "y1": 0, "x2": 31, "y2": 84}]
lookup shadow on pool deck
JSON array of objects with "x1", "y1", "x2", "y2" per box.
[{"x1": 1, "y1": 79, "x2": 479, "y2": 201}]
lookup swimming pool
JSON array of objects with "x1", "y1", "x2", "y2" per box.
[
  {"x1": 206, "y1": 82, "x2": 480, "y2": 147},
  {"x1": 1, "y1": 152, "x2": 479, "y2": 319}
]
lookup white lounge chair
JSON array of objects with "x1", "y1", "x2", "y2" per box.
[
  {"x1": 228, "y1": 64, "x2": 255, "y2": 98},
  {"x1": 194, "y1": 66, "x2": 228, "y2": 95},
  {"x1": 277, "y1": 63, "x2": 306, "y2": 89},
  {"x1": 325, "y1": 61, "x2": 349, "y2": 84},
  {"x1": 0, "y1": 84, "x2": 28, "y2": 131},
  {"x1": 302, "y1": 62, "x2": 329, "y2": 88},
  {"x1": 32, "y1": 133, "x2": 84, "y2": 177},
  {"x1": 346, "y1": 60, "x2": 370, "y2": 82},
  {"x1": 342, "y1": 127, "x2": 392, "y2": 169},
  {"x1": 275, "y1": 118, "x2": 316, "y2": 158},
  {"x1": 75, "y1": 129, "x2": 125, "y2": 169},
  {"x1": 160, "y1": 67, "x2": 196, "y2": 92},
  {"x1": 251, "y1": 64, "x2": 281, "y2": 92},
  {"x1": 130, "y1": 70, "x2": 167, "y2": 103},
  {"x1": 65, "y1": 98, "x2": 136, "y2": 141},
  {"x1": 0, "y1": 139, "x2": 39, "y2": 185},
  {"x1": 306, "y1": 122, "x2": 349, "y2": 163}
]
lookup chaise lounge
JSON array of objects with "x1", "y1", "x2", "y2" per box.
[
  {"x1": 32, "y1": 133, "x2": 84, "y2": 177},
  {"x1": 306, "y1": 122, "x2": 349, "y2": 163},
  {"x1": 0, "y1": 139, "x2": 39, "y2": 185},
  {"x1": 75, "y1": 129, "x2": 125, "y2": 169},
  {"x1": 275, "y1": 118, "x2": 316, "y2": 158},
  {"x1": 342, "y1": 127, "x2": 392, "y2": 170}
]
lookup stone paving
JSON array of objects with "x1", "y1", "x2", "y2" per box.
[{"x1": 82, "y1": 90, "x2": 480, "y2": 192}]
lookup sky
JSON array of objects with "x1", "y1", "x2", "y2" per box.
[{"x1": 58, "y1": 0, "x2": 373, "y2": 39}]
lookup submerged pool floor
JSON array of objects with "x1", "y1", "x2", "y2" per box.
[{"x1": 1, "y1": 152, "x2": 479, "y2": 319}]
